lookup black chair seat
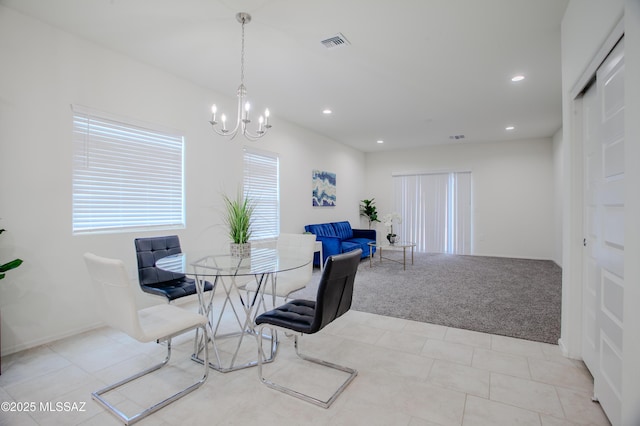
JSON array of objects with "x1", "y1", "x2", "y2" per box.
[
  {"x1": 255, "y1": 299, "x2": 316, "y2": 333},
  {"x1": 141, "y1": 277, "x2": 215, "y2": 301}
]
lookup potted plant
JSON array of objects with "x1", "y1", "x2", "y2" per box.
[
  {"x1": 360, "y1": 198, "x2": 380, "y2": 229},
  {"x1": 0, "y1": 229, "x2": 22, "y2": 280},
  {"x1": 222, "y1": 193, "x2": 255, "y2": 258}
]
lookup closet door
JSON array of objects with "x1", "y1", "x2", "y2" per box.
[
  {"x1": 581, "y1": 75, "x2": 599, "y2": 382},
  {"x1": 582, "y1": 37, "x2": 625, "y2": 426}
]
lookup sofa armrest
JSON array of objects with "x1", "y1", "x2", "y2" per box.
[
  {"x1": 353, "y1": 228, "x2": 376, "y2": 241},
  {"x1": 314, "y1": 235, "x2": 342, "y2": 266}
]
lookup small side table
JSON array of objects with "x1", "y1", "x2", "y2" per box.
[
  {"x1": 368, "y1": 241, "x2": 416, "y2": 270},
  {"x1": 314, "y1": 240, "x2": 324, "y2": 271}
]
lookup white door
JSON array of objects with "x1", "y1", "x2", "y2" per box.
[{"x1": 582, "y1": 37, "x2": 625, "y2": 426}]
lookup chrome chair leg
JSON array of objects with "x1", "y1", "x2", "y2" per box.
[
  {"x1": 256, "y1": 324, "x2": 357, "y2": 409},
  {"x1": 91, "y1": 325, "x2": 209, "y2": 425}
]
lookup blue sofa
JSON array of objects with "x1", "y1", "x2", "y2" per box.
[{"x1": 304, "y1": 221, "x2": 376, "y2": 267}]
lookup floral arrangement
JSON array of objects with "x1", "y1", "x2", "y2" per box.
[{"x1": 381, "y1": 212, "x2": 401, "y2": 243}]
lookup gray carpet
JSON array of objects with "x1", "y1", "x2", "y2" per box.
[{"x1": 294, "y1": 252, "x2": 562, "y2": 344}]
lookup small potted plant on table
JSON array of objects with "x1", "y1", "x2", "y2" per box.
[{"x1": 222, "y1": 193, "x2": 255, "y2": 258}]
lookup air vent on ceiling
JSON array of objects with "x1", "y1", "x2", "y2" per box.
[
  {"x1": 449, "y1": 135, "x2": 465, "y2": 140},
  {"x1": 321, "y1": 33, "x2": 350, "y2": 49}
]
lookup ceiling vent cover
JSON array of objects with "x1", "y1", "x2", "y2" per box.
[{"x1": 321, "y1": 33, "x2": 350, "y2": 49}]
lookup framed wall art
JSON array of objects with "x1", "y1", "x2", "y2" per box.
[{"x1": 312, "y1": 170, "x2": 336, "y2": 207}]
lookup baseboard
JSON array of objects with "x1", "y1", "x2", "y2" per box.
[
  {"x1": 1, "y1": 321, "x2": 104, "y2": 357},
  {"x1": 1, "y1": 294, "x2": 206, "y2": 357},
  {"x1": 469, "y1": 252, "x2": 557, "y2": 263},
  {"x1": 558, "y1": 337, "x2": 569, "y2": 357},
  {"x1": 557, "y1": 337, "x2": 584, "y2": 361}
]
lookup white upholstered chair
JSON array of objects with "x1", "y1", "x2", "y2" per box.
[
  {"x1": 83, "y1": 252, "x2": 209, "y2": 425},
  {"x1": 244, "y1": 233, "x2": 317, "y2": 306}
]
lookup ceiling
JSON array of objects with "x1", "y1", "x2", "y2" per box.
[{"x1": 0, "y1": 0, "x2": 568, "y2": 152}]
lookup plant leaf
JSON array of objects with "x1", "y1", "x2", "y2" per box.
[{"x1": 0, "y1": 258, "x2": 23, "y2": 272}]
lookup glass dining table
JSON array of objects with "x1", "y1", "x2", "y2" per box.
[{"x1": 155, "y1": 247, "x2": 310, "y2": 372}]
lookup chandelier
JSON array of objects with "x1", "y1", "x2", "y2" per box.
[{"x1": 209, "y1": 12, "x2": 271, "y2": 141}]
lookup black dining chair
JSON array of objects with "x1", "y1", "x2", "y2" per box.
[
  {"x1": 254, "y1": 249, "x2": 361, "y2": 408},
  {"x1": 134, "y1": 235, "x2": 214, "y2": 302}
]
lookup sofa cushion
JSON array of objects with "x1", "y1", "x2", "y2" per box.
[
  {"x1": 341, "y1": 241, "x2": 361, "y2": 254},
  {"x1": 306, "y1": 223, "x2": 337, "y2": 237},
  {"x1": 332, "y1": 221, "x2": 354, "y2": 240},
  {"x1": 347, "y1": 237, "x2": 373, "y2": 257}
]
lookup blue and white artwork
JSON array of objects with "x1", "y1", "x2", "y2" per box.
[{"x1": 312, "y1": 170, "x2": 336, "y2": 207}]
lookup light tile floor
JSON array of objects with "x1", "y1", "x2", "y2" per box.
[{"x1": 0, "y1": 297, "x2": 611, "y2": 426}]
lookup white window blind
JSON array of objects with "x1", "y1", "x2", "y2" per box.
[
  {"x1": 243, "y1": 147, "x2": 279, "y2": 240},
  {"x1": 394, "y1": 171, "x2": 472, "y2": 254},
  {"x1": 72, "y1": 106, "x2": 185, "y2": 234}
]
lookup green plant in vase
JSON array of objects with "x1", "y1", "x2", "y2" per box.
[
  {"x1": 360, "y1": 198, "x2": 380, "y2": 229},
  {"x1": 222, "y1": 193, "x2": 255, "y2": 258}
]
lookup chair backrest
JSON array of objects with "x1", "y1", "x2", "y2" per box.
[
  {"x1": 311, "y1": 249, "x2": 362, "y2": 333},
  {"x1": 276, "y1": 233, "x2": 317, "y2": 280},
  {"x1": 83, "y1": 252, "x2": 145, "y2": 340},
  {"x1": 134, "y1": 235, "x2": 186, "y2": 286}
]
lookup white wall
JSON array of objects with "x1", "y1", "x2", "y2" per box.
[
  {"x1": 364, "y1": 138, "x2": 555, "y2": 260},
  {"x1": 0, "y1": 6, "x2": 365, "y2": 355}
]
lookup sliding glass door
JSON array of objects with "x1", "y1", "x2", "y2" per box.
[{"x1": 393, "y1": 172, "x2": 472, "y2": 254}]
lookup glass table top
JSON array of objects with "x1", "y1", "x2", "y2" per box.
[
  {"x1": 367, "y1": 241, "x2": 416, "y2": 248},
  {"x1": 155, "y1": 247, "x2": 310, "y2": 277}
]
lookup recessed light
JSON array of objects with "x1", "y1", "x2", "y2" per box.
[
  {"x1": 511, "y1": 75, "x2": 525, "y2": 82},
  {"x1": 505, "y1": 126, "x2": 515, "y2": 131},
  {"x1": 322, "y1": 109, "x2": 332, "y2": 115},
  {"x1": 377, "y1": 140, "x2": 384, "y2": 144}
]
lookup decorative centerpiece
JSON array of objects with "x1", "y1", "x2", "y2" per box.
[
  {"x1": 222, "y1": 192, "x2": 254, "y2": 258},
  {"x1": 381, "y1": 212, "x2": 401, "y2": 244}
]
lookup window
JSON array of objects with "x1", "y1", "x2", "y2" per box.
[
  {"x1": 394, "y1": 171, "x2": 472, "y2": 254},
  {"x1": 72, "y1": 106, "x2": 185, "y2": 234},
  {"x1": 243, "y1": 147, "x2": 279, "y2": 240}
]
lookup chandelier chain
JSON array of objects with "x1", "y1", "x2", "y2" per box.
[{"x1": 240, "y1": 17, "x2": 245, "y2": 85}]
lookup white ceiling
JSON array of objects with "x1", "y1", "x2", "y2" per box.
[{"x1": 0, "y1": 0, "x2": 568, "y2": 152}]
